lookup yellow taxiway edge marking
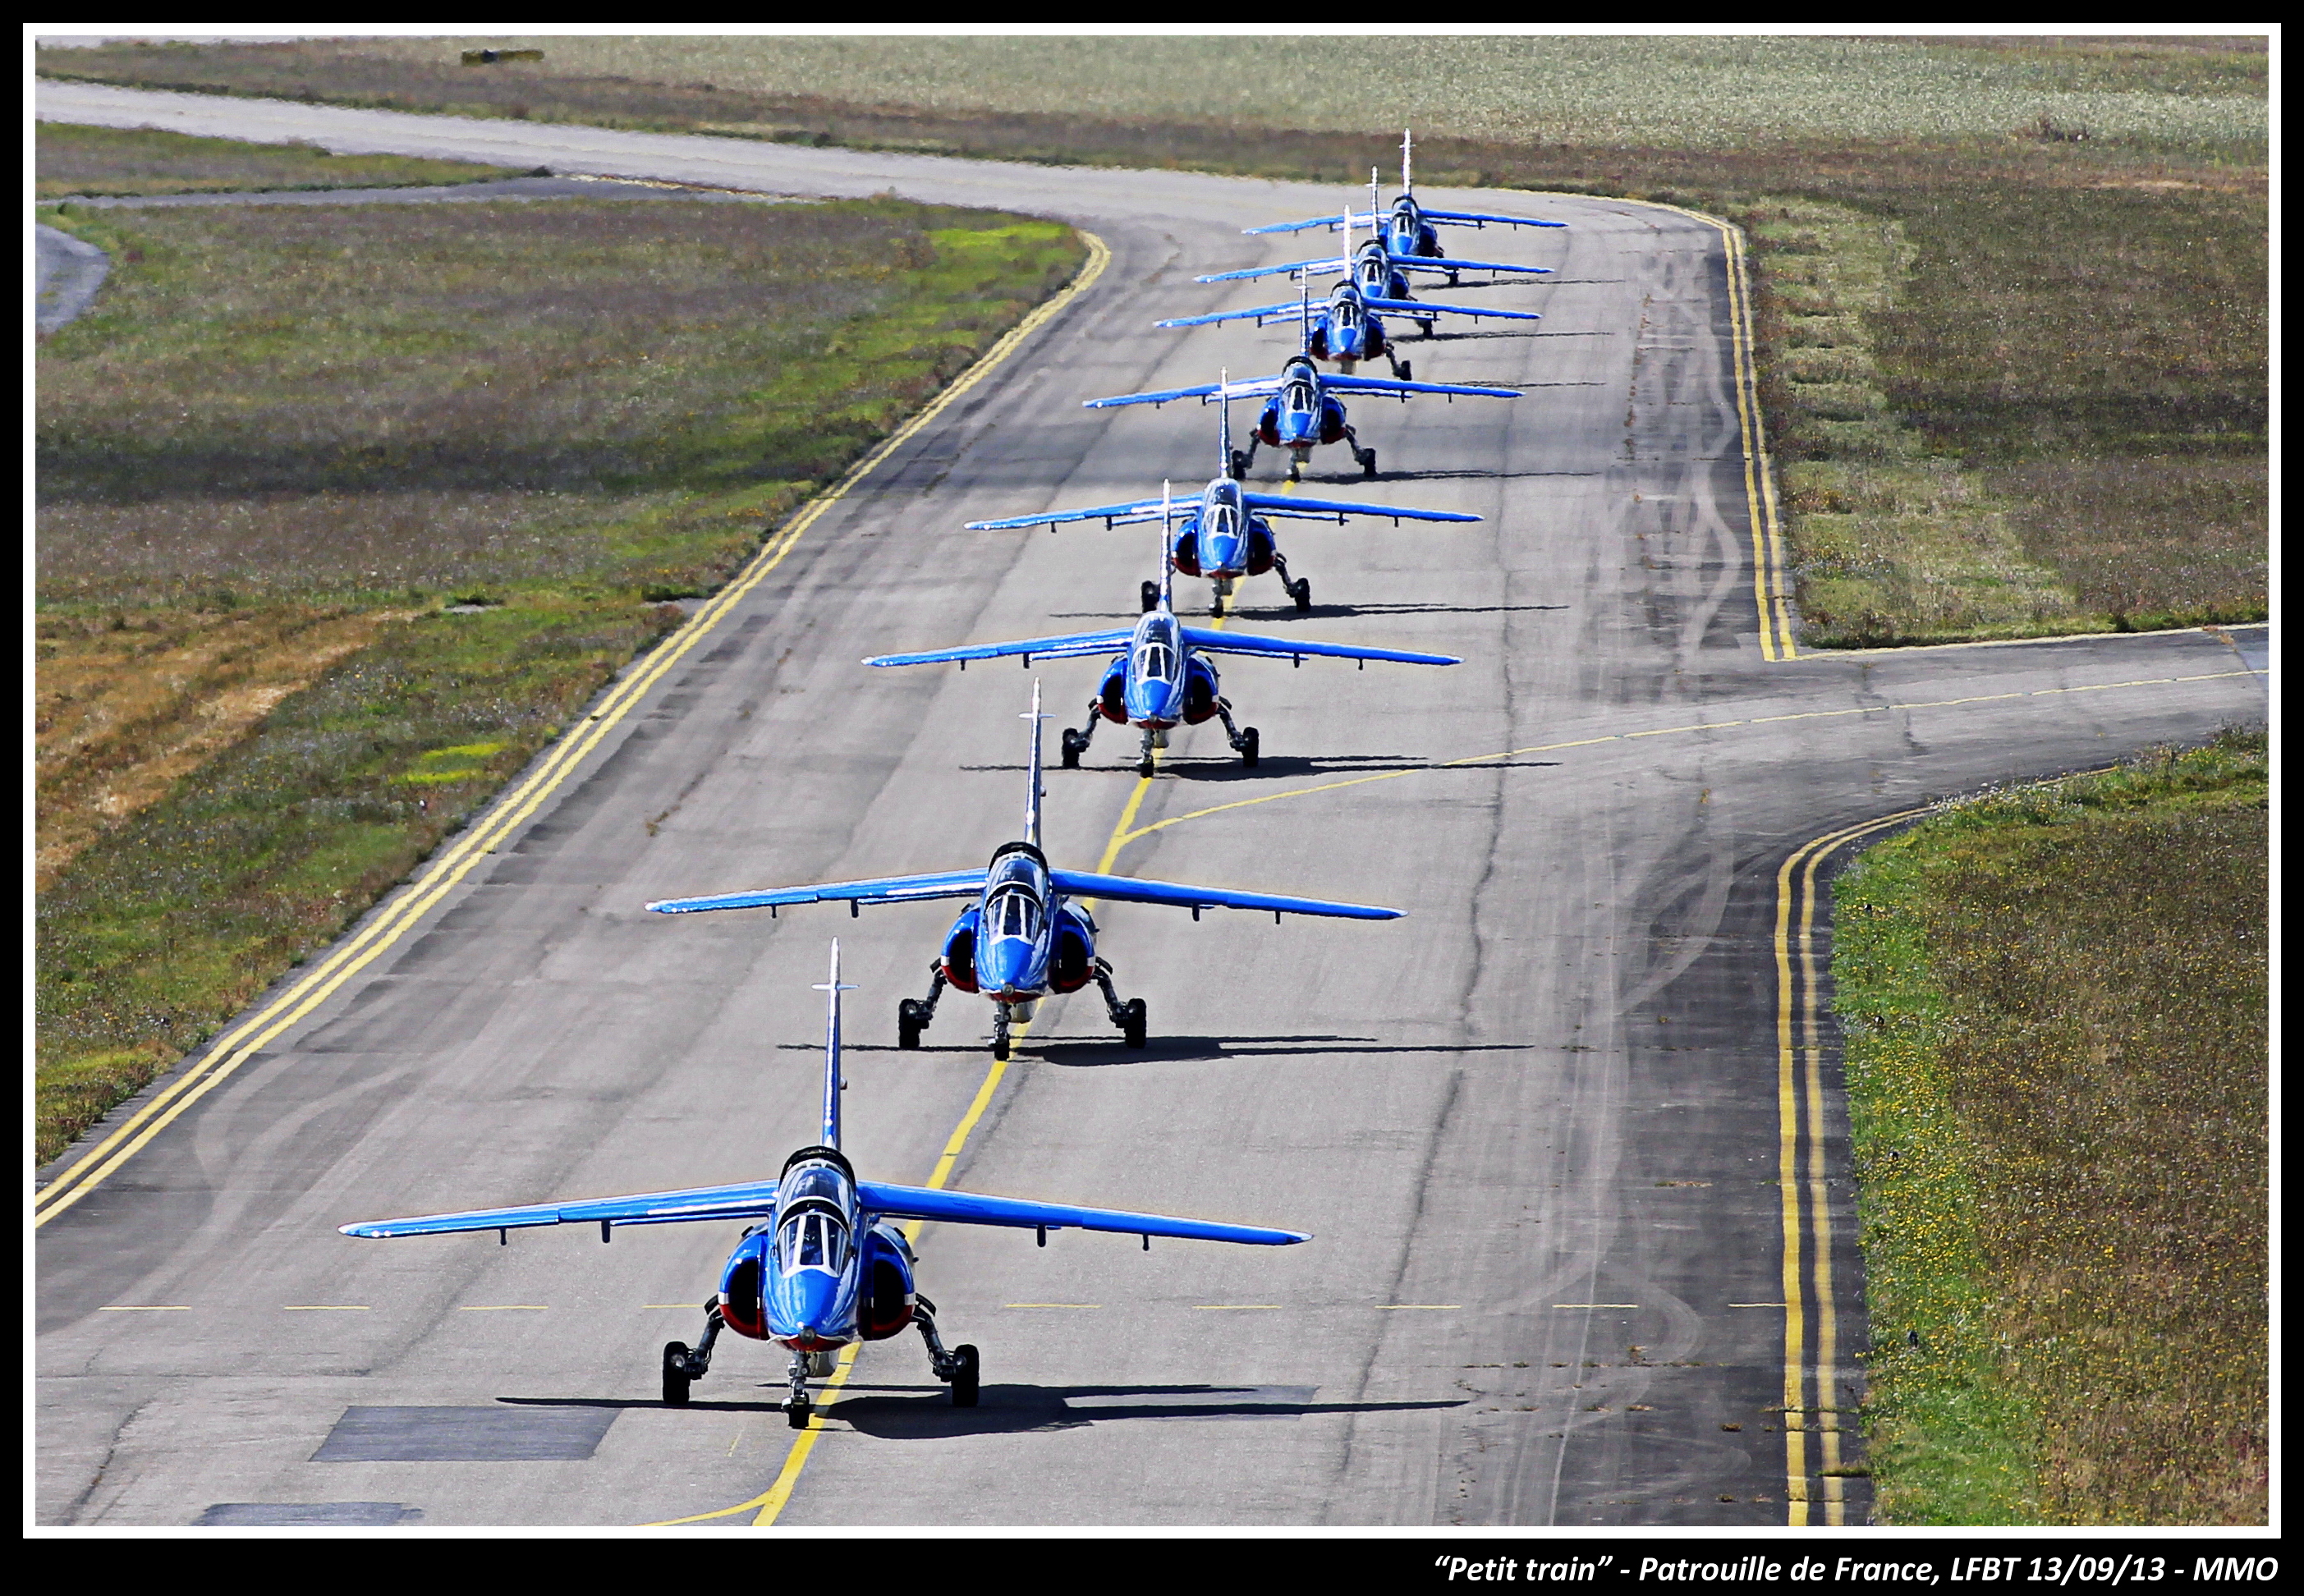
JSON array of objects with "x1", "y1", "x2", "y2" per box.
[
  {"x1": 37, "y1": 228, "x2": 1112, "y2": 1231},
  {"x1": 97, "y1": 1305, "x2": 189, "y2": 1311},
  {"x1": 282, "y1": 1305, "x2": 369, "y2": 1311}
]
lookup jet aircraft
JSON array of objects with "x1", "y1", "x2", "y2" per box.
[
  {"x1": 342, "y1": 942, "x2": 1309, "y2": 1429},
  {"x1": 645, "y1": 685, "x2": 1402, "y2": 1061},
  {"x1": 865, "y1": 493, "x2": 1458, "y2": 777},
  {"x1": 1247, "y1": 131, "x2": 1567, "y2": 264},
  {"x1": 1083, "y1": 346, "x2": 1520, "y2": 481},
  {"x1": 1156, "y1": 276, "x2": 1540, "y2": 383},
  {"x1": 1199, "y1": 172, "x2": 1553, "y2": 309},
  {"x1": 965, "y1": 410, "x2": 1480, "y2": 614}
]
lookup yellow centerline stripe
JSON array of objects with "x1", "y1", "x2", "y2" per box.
[{"x1": 37, "y1": 228, "x2": 1112, "y2": 1228}]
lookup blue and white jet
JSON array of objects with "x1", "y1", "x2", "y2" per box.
[
  {"x1": 1247, "y1": 131, "x2": 1567, "y2": 264},
  {"x1": 1157, "y1": 273, "x2": 1540, "y2": 383},
  {"x1": 342, "y1": 942, "x2": 1307, "y2": 1429},
  {"x1": 967, "y1": 407, "x2": 1481, "y2": 614},
  {"x1": 1084, "y1": 348, "x2": 1520, "y2": 483},
  {"x1": 645, "y1": 684, "x2": 1402, "y2": 1062},
  {"x1": 866, "y1": 491, "x2": 1458, "y2": 777}
]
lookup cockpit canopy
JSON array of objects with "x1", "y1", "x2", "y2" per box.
[
  {"x1": 774, "y1": 1159, "x2": 856, "y2": 1276},
  {"x1": 1132, "y1": 612, "x2": 1180, "y2": 683},
  {"x1": 988, "y1": 884, "x2": 1044, "y2": 941}
]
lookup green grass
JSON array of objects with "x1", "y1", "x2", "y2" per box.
[
  {"x1": 35, "y1": 119, "x2": 530, "y2": 198},
  {"x1": 34, "y1": 190, "x2": 1085, "y2": 1166},
  {"x1": 36, "y1": 36, "x2": 2266, "y2": 644},
  {"x1": 1832, "y1": 729, "x2": 2268, "y2": 1524}
]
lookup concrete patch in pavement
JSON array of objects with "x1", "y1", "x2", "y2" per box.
[
  {"x1": 312, "y1": 1406, "x2": 617, "y2": 1462},
  {"x1": 195, "y1": 1502, "x2": 425, "y2": 1525}
]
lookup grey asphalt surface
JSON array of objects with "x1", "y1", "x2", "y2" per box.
[
  {"x1": 34, "y1": 222, "x2": 109, "y2": 332},
  {"x1": 34, "y1": 85, "x2": 2270, "y2": 1529}
]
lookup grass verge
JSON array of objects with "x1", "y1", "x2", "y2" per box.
[
  {"x1": 1831, "y1": 728, "x2": 2267, "y2": 1523},
  {"x1": 35, "y1": 191, "x2": 1085, "y2": 1166},
  {"x1": 35, "y1": 119, "x2": 531, "y2": 198},
  {"x1": 37, "y1": 36, "x2": 2263, "y2": 645}
]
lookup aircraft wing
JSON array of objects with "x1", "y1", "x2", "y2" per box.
[
  {"x1": 1423, "y1": 209, "x2": 1567, "y2": 230},
  {"x1": 857, "y1": 1181, "x2": 1309, "y2": 1245},
  {"x1": 1179, "y1": 626, "x2": 1459, "y2": 667},
  {"x1": 1084, "y1": 376, "x2": 1283, "y2": 410},
  {"x1": 864, "y1": 630, "x2": 1132, "y2": 668},
  {"x1": 1363, "y1": 295, "x2": 1542, "y2": 323},
  {"x1": 1237, "y1": 492, "x2": 1480, "y2": 525},
  {"x1": 1241, "y1": 211, "x2": 1378, "y2": 236},
  {"x1": 341, "y1": 1179, "x2": 785, "y2": 1239},
  {"x1": 647, "y1": 871, "x2": 989, "y2": 915},
  {"x1": 1194, "y1": 256, "x2": 1349, "y2": 285},
  {"x1": 1322, "y1": 374, "x2": 1523, "y2": 400},
  {"x1": 1392, "y1": 253, "x2": 1552, "y2": 277},
  {"x1": 1154, "y1": 300, "x2": 1308, "y2": 329},
  {"x1": 1049, "y1": 869, "x2": 1401, "y2": 920},
  {"x1": 966, "y1": 497, "x2": 1177, "y2": 531}
]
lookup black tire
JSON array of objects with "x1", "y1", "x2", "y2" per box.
[
  {"x1": 993, "y1": 1034, "x2": 1010, "y2": 1062},
  {"x1": 785, "y1": 1396, "x2": 812, "y2": 1430},
  {"x1": 1122, "y1": 997, "x2": 1148, "y2": 1048},
  {"x1": 1240, "y1": 727, "x2": 1260, "y2": 768},
  {"x1": 662, "y1": 1342, "x2": 692, "y2": 1407},
  {"x1": 1361, "y1": 448, "x2": 1379, "y2": 479},
  {"x1": 1140, "y1": 580, "x2": 1160, "y2": 613},
  {"x1": 1060, "y1": 728, "x2": 1085, "y2": 769},
  {"x1": 1397, "y1": 360, "x2": 1413, "y2": 383},
  {"x1": 1138, "y1": 755, "x2": 1155, "y2": 778},
  {"x1": 1228, "y1": 449, "x2": 1251, "y2": 481},
  {"x1": 897, "y1": 998, "x2": 924, "y2": 1049},
  {"x1": 951, "y1": 1344, "x2": 980, "y2": 1407},
  {"x1": 1291, "y1": 578, "x2": 1312, "y2": 614}
]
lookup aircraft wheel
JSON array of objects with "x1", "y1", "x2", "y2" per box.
[
  {"x1": 662, "y1": 1341, "x2": 693, "y2": 1407},
  {"x1": 1397, "y1": 360, "x2": 1413, "y2": 383},
  {"x1": 1122, "y1": 998, "x2": 1148, "y2": 1049},
  {"x1": 1137, "y1": 755, "x2": 1155, "y2": 778},
  {"x1": 806, "y1": 1350, "x2": 838, "y2": 1378},
  {"x1": 1140, "y1": 580, "x2": 1159, "y2": 613},
  {"x1": 1287, "y1": 461, "x2": 1301, "y2": 484},
  {"x1": 1361, "y1": 448, "x2": 1379, "y2": 479},
  {"x1": 992, "y1": 1034, "x2": 1010, "y2": 1062},
  {"x1": 1239, "y1": 727, "x2": 1260, "y2": 768},
  {"x1": 1060, "y1": 728, "x2": 1085, "y2": 768},
  {"x1": 1228, "y1": 449, "x2": 1251, "y2": 481},
  {"x1": 897, "y1": 999, "x2": 925, "y2": 1049},
  {"x1": 1291, "y1": 577, "x2": 1312, "y2": 613},
  {"x1": 785, "y1": 1396, "x2": 812, "y2": 1430},
  {"x1": 950, "y1": 1345, "x2": 980, "y2": 1408}
]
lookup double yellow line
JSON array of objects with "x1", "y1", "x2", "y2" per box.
[
  {"x1": 34, "y1": 229, "x2": 1111, "y2": 1231},
  {"x1": 1773, "y1": 806, "x2": 1927, "y2": 1525}
]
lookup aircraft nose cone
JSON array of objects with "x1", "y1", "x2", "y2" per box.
[
  {"x1": 1204, "y1": 530, "x2": 1245, "y2": 573},
  {"x1": 982, "y1": 936, "x2": 1039, "y2": 996},
  {"x1": 1127, "y1": 677, "x2": 1181, "y2": 725},
  {"x1": 792, "y1": 1271, "x2": 842, "y2": 1343}
]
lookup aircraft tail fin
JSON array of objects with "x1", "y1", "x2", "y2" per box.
[
  {"x1": 1218, "y1": 369, "x2": 1232, "y2": 473},
  {"x1": 1021, "y1": 679, "x2": 1048, "y2": 849},
  {"x1": 1402, "y1": 127, "x2": 1413, "y2": 195},
  {"x1": 812, "y1": 940, "x2": 856, "y2": 1149},
  {"x1": 1159, "y1": 481, "x2": 1176, "y2": 611}
]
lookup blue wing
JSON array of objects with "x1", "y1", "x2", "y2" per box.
[
  {"x1": 1237, "y1": 493, "x2": 1480, "y2": 525},
  {"x1": 1242, "y1": 211, "x2": 1379, "y2": 236},
  {"x1": 966, "y1": 496, "x2": 1180, "y2": 531},
  {"x1": 1362, "y1": 295, "x2": 1541, "y2": 323},
  {"x1": 1178, "y1": 626, "x2": 1458, "y2": 667},
  {"x1": 1420, "y1": 208, "x2": 1567, "y2": 230},
  {"x1": 1154, "y1": 300, "x2": 1310, "y2": 329},
  {"x1": 647, "y1": 870, "x2": 988, "y2": 915},
  {"x1": 1049, "y1": 869, "x2": 1400, "y2": 920},
  {"x1": 1323, "y1": 374, "x2": 1522, "y2": 400},
  {"x1": 1195, "y1": 256, "x2": 1349, "y2": 285},
  {"x1": 341, "y1": 1179, "x2": 785, "y2": 1239},
  {"x1": 865, "y1": 629, "x2": 1131, "y2": 668},
  {"x1": 1084, "y1": 377, "x2": 1281, "y2": 410},
  {"x1": 858, "y1": 1181, "x2": 1308, "y2": 1245},
  {"x1": 1388, "y1": 251, "x2": 1552, "y2": 277}
]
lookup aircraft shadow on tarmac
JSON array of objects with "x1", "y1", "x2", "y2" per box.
[
  {"x1": 802, "y1": 1036, "x2": 1540, "y2": 1066},
  {"x1": 1043, "y1": 602, "x2": 1571, "y2": 621},
  {"x1": 503, "y1": 1386, "x2": 1463, "y2": 1435},
  {"x1": 956, "y1": 754, "x2": 1560, "y2": 782}
]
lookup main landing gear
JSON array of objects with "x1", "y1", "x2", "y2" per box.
[
  {"x1": 1344, "y1": 427, "x2": 1378, "y2": 478},
  {"x1": 1212, "y1": 697, "x2": 1260, "y2": 768},
  {"x1": 1062, "y1": 699, "x2": 1102, "y2": 768},
  {"x1": 1385, "y1": 352, "x2": 1414, "y2": 383},
  {"x1": 1093, "y1": 959, "x2": 1148, "y2": 1048},
  {"x1": 1271, "y1": 550, "x2": 1312, "y2": 613},
  {"x1": 663, "y1": 1296, "x2": 726, "y2": 1406},
  {"x1": 915, "y1": 1296, "x2": 980, "y2": 1407},
  {"x1": 897, "y1": 965, "x2": 948, "y2": 1048},
  {"x1": 1228, "y1": 443, "x2": 1255, "y2": 481},
  {"x1": 1140, "y1": 580, "x2": 1160, "y2": 613}
]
